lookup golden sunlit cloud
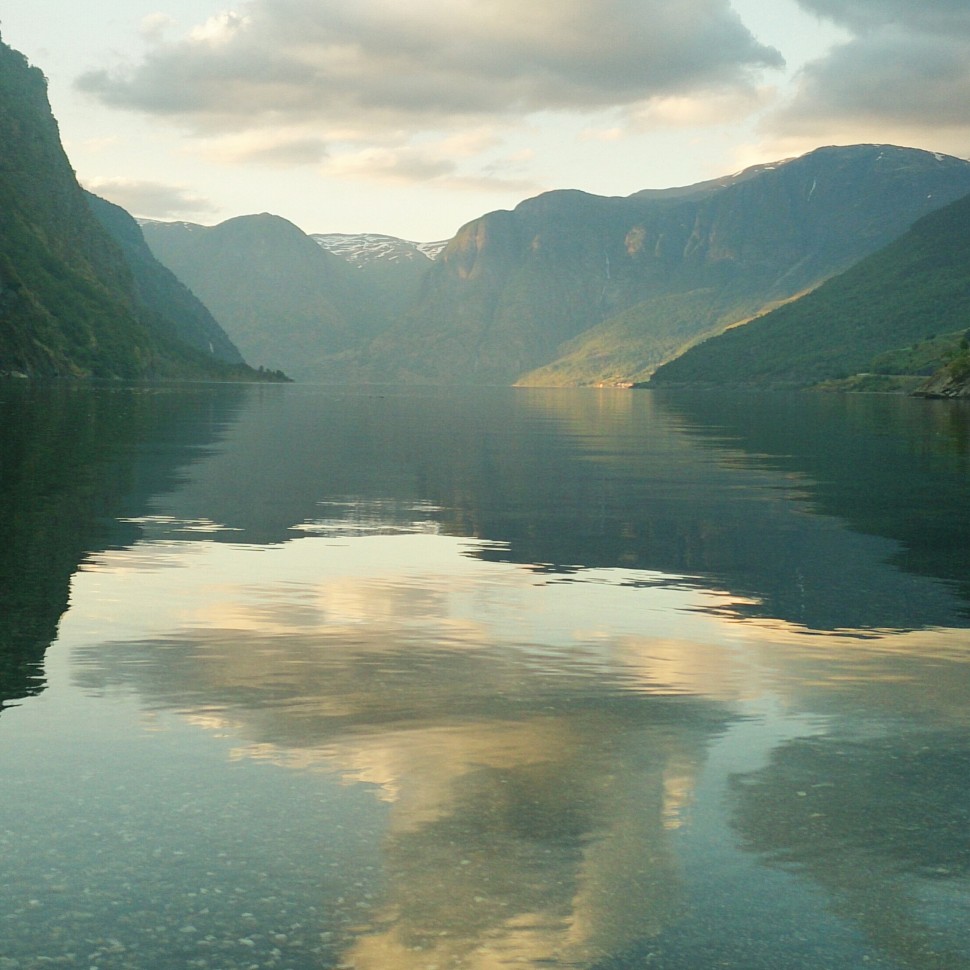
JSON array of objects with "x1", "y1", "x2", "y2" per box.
[
  {"x1": 197, "y1": 129, "x2": 330, "y2": 166},
  {"x1": 627, "y1": 86, "x2": 778, "y2": 130},
  {"x1": 188, "y1": 11, "x2": 253, "y2": 47}
]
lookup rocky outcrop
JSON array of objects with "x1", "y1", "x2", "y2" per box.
[{"x1": 915, "y1": 357, "x2": 970, "y2": 398}]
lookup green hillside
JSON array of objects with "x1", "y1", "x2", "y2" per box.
[
  {"x1": 915, "y1": 340, "x2": 970, "y2": 398},
  {"x1": 650, "y1": 191, "x2": 970, "y2": 388}
]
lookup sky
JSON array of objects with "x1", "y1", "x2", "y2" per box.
[{"x1": 4, "y1": 1, "x2": 970, "y2": 242}]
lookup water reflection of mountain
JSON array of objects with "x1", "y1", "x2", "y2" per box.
[
  {"x1": 0, "y1": 382, "x2": 247, "y2": 710},
  {"x1": 655, "y1": 389, "x2": 970, "y2": 610},
  {"x1": 5, "y1": 382, "x2": 968, "y2": 711},
  {"x1": 158, "y1": 385, "x2": 970, "y2": 632}
]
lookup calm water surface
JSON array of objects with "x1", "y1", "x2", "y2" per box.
[{"x1": 1, "y1": 383, "x2": 968, "y2": 969}]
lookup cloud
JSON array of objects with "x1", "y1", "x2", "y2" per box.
[
  {"x1": 318, "y1": 145, "x2": 540, "y2": 195},
  {"x1": 76, "y1": 1, "x2": 783, "y2": 141},
  {"x1": 796, "y1": 0, "x2": 970, "y2": 33},
  {"x1": 189, "y1": 11, "x2": 254, "y2": 46},
  {"x1": 71, "y1": 135, "x2": 123, "y2": 153},
  {"x1": 140, "y1": 13, "x2": 178, "y2": 43},
  {"x1": 84, "y1": 177, "x2": 216, "y2": 218},
  {"x1": 323, "y1": 147, "x2": 458, "y2": 183},
  {"x1": 766, "y1": 0, "x2": 970, "y2": 147},
  {"x1": 199, "y1": 131, "x2": 329, "y2": 165},
  {"x1": 624, "y1": 85, "x2": 777, "y2": 130}
]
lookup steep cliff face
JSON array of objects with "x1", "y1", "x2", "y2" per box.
[
  {"x1": 0, "y1": 36, "x2": 256, "y2": 380},
  {"x1": 359, "y1": 146, "x2": 970, "y2": 385}
]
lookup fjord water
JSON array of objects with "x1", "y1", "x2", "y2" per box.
[{"x1": 1, "y1": 383, "x2": 968, "y2": 970}]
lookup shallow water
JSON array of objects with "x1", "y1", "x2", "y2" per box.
[{"x1": 0, "y1": 383, "x2": 968, "y2": 969}]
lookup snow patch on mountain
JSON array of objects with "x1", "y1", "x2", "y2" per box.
[
  {"x1": 137, "y1": 218, "x2": 206, "y2": 233},
  {"x1": 311, "y1": 232, "x2": 448, "y2": 266}
]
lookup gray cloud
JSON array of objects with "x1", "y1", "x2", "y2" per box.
[
  {"x1": 220, "y1": 136, "x2": 330, "y2": 166},
  {"x1": 76, "y1": 0, "x2": 783, "y2": 139},
  {"x1": 84, "y1": 177, "x2": 216, "y2": 218},
  {"x1": 796, "y1": 0, "x2": 970, "y2": 33},
  {"x1": 322, "y1": 147, "x2": 459, "y2": 183},
  {"x1": 317, "y1": 143, "x2": 541, "y2": 195},
  {"x1": 771, "y1": 1, "x2": 970, "y2": 137}
]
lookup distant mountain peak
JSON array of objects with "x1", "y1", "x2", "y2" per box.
[
  {"x1": 138, "y1": 217, "x2": 200, "y2": 227},
  {"x1": 128, "y1": 144, "x2": 970, "y2": 387},
  {"x1": 629, "y1": 143, "x2": 969, "y2": 205},
  {"x1": 312, "y1": 232, "x2": 448, "y2": 266}
]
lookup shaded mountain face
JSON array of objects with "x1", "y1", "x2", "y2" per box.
[
  {"x1": 141, "y1": 216, "x2": 406, "y2": 380},
  {"x1": 650, "y1": 189, "x2": 970, "y2": 389},
  {"x1": 311, "y1": 232, "x2": 444, "y2": 346},
  {"x1": 85, "y1": 193, "x2": 246, "y2": 366},
  {"x1": 0, "y1": 36, "x2": 259, "y2": 381},
  {"x1": 356, "y1": 145, "x2": 970, "y2": 386}
]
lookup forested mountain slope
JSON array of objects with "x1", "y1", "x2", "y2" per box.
[
  {"x1": 85, "y1": 193, "x2": 246, "y2": 366},
  {"x1": 650, "y1": 190, "x2": 970, "y2": 388}
]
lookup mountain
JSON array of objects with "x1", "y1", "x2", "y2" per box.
[
  {"x1": 141, "y1": 216, "x2": 407, "y2": 381},
  {"x1": 355, "y1": 145, "x2": 970, "y2": 385},
  {"x1": 0, "y1": 36, "x2": 263, "y2": 381},
  {"x1": 649, "y1": 189, "x2": 970, "y2": 389}
]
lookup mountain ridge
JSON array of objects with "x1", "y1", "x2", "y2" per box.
[
  {"x1": 139, "y1": 144, "x2": 970, "y2": 387},
  {"x1": 351, "y1": 144, "x2": 970, "y2": 385},
  {"x1": 87, "y1": 193, "x2": 246, "y2": 366},
  {"x1": 140, "y1": 217, "x2": 454, "y2": 381},
  {"x1": 140, "y1": 214, "x2": 366, "y2": 380}
]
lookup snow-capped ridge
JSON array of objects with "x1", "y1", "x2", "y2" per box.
[
  {"x1": 311, "y1": 232, "x2": 448, "y2": 266},
  {"x1": 137, "y1": 218, "x2": 206, "y2": 233}
]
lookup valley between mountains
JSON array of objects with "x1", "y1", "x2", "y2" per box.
[
  {"x1": 139, "y1": 145, "x2": 970, "y2": 393},
  {"x1": 3, "y1": 33, "x2": 970, "y2": 394}
]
